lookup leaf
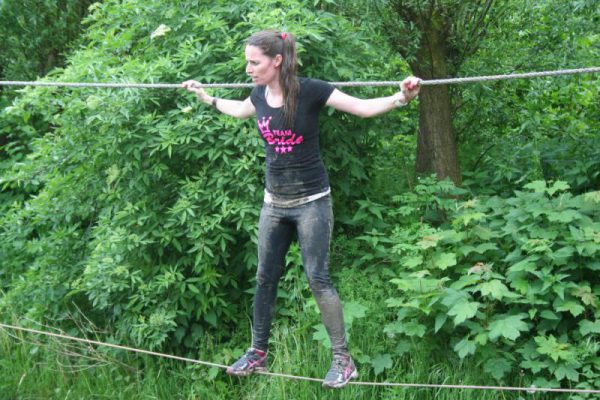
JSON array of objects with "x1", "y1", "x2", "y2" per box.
[
  {"x1": 520, "y1": 359, "x2": 548, "y2": 373},
  {"x1": 479, "y1": 280, "x2": 512, "y2": 300},
  {"x1": 451, "y1": 274, "x2": 481, "y2": 290},
  {"x1": 395, "y1": 340, "x2": 412, "y2": 355},
  {"x1": 573, "y1": 286, "x2": 597, "y2": 307},
  {"x1": 418, "y1": 234, "x2": 440, "y2": 249},
  {"x1": 448, "y1": 301, "x2": 480, "y2": 325},
  {"x1": 535, "y1": 336, "x2": 575, "y2": 363},
  {"x1": 441, "y1": 289, "x2": 469, "y2": 307},
  {"x1": 555, "y1": 300, "x2": 585, "y2": 317},
  {"x1": 371, "y1": 354, "x2": 393, "y2": 376},
  {"x1": 472, "y1": 225, "x2": 495, "y2": 240},
  {"x1": 458, "y1": 245, "x2": 476, "y2": 256},
  {"x1": 488, "y1": 314, "x2": 529, "y2": 341},
  {"x1": 343, "y1": 302, "x2": 368, "y2": 326},
  {"x1": 187, "y1": 284, "x2": 200, "y2": 294},
  {"x1": 400, "y1": 322, "x2": 427, "y2": 337},
  {"x1": 454, "y1": 337, "x2": 476, "y2": 359},
  {"x1": 402, "y1": 255, "x2": 423, "y2": 269},
  {"x1": 434, "y1": 314, "x2": 447, "y2": 333},
  {"x1": 204, "y1": 311, "x2": 217, "y2": 327},
  {"x1": 384, "y1": 322, "x2": 403, "y2": 337},
  {"x1": 312, "y1": 324, "x2": 331, "y2": 349},
  {"x1": 509, "y1": 278, "x2": 530, "y2": 294},
  {"x1": 540, "y1": 310, "x2": 560, "y2": 320},
  {"x1": 554, "y1": 364, "x2": 579, "y2": 382},
  {"x1": 507, "y1": 259, "x2": 537, "y2": 274},
  {"x1": 524, "y1": 181, "x2": 547, "y2": 193},
  {"x1": 547, "y1": 181, "x2": 570, "y2": 196},
  {"x1": 484, "y1": 357, "x2": 512, "y2": 380},
  {"x1": 579, "y1": 320, "x2": 600, "y2": 336},
  {"x1": 474, "y1": 243, "x2": 498, "y2": 253},
  {"x1": 456, "y1": 212, "x2": 486, "y2": 226},
  {"x1": 547, "y1": 209, "x2": 581, "y2": 223},
  {"x1": 433, "y1": 252, "x2": 457, "y2": 270}
]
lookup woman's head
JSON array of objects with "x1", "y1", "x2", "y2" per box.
[{"x1": 246, "y1": 30, "x2": 299, "y2": 128}]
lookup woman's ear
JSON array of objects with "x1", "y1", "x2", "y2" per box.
[{"x1": 273, "y1": 54, "x2": 283, "y2": 68}]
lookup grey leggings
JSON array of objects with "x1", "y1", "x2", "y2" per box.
[{"x1": 251, "y1": 195, "x2": 349, "y2": 356}]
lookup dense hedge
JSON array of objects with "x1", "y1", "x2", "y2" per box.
[{"x1": 0, "y1": 0, "x2": 409, "y2": 350}]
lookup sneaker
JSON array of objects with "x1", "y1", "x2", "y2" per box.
[
  {"x1": 226, "y1": 348, "x2": 268, "y2": 376},
  {"x1": 322, "y1": 354, "x2": 358, "y2": 388}
]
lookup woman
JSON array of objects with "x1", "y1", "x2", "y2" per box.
[{"x1": 182, "y1": 30, "x2": 420, "y2": 389}]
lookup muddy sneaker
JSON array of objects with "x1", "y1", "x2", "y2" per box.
[
  {"x1": 226, "y1": 348, "x2": 268, "y2": 376},
  {"x1": 322, "y1": 354, "x2": 358, "y2": 388}
]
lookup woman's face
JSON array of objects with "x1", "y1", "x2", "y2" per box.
[{"x1": 245, "y1": 45, "x2": 282, "y2": 86}]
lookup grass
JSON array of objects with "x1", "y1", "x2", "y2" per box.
[
  {"x1": 0, "y1": 258, "x2": 587, "y2": 400},
  {"x1": 0, "y1": 318, "x2": 577, "y2": 400}
]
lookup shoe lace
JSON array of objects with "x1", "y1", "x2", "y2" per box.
[
  {"x1": 246, "y1": 348, "x2": 264, "y2": 362},
  {"x1": 332, "y1": 355, "x2": 349, "y2": 372}
]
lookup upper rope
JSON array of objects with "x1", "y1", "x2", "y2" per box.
[{"x1": 0, "y1": 67, "x2": 598, "y2": 89}]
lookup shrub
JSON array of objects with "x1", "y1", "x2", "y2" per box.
[
  {"x1": 0, "y1": 0, "x2": 406, "y2": 351},
  {"x1": 380, "y1": 179, "x2": 600, "y2": 388}
]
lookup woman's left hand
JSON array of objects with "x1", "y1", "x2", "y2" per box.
[{"x1": 400, "y1": 76, "x2": 421, "y2": 102}]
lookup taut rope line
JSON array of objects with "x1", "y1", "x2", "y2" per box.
[
  {"x1": 0, "y1": 67, "x2": 598, "y2": 89},
  {"x1": 2, "y1": 322, "x2": 600, "y2": 394}
]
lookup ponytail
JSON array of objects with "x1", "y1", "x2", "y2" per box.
[{"x1": 247, "y1": 30, "x2": 299, "y2": 128}]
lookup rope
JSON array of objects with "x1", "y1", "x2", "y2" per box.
[
  {"x1": 2, "y1": 322, "x2": 600, "y2": 394},
  {"x1": 0, "y1": 67, "x2": 598, "y2": 89}
]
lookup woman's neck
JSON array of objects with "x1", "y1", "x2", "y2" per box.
[
  {"x1": 266, "y1": 79, "x2": 282, "y2": 95},
  {"x1": 265, "y1": 81, "x2": 283, "y2": 108}
]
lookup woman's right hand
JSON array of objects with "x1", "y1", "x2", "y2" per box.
[{"x1": 182, "y1": 80, "x2": 212, "y2": 104}]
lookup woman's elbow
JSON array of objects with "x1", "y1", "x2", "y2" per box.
[
  {"x1": 357, "y1": 109, "x2": 375, "y2": 118},
  {"x1": 353, "y1": 104, "x2": 373, "y2": 118}
]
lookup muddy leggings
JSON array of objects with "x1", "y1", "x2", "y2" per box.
[{"x1": 251, "y1": 195, "x2": 349, "y2": 356}]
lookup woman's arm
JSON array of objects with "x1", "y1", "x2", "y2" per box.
[
  {"x1": 182, "y1": 80, "x2": 256, "y2": 119},
  {"x1": 326, "y1": 76, "x2": 421, "y2": 118}
]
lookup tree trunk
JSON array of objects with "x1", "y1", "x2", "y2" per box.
[
  {"x1": 410, "y1": 26, "x2": 462, "y2": 186},
  {"x1": 415, "y1": 85, "x2": 461, "y2": 185}
]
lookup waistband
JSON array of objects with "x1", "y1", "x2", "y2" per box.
[{"x1": 264, "y1": 187, "x2": 331, "y2": 208}]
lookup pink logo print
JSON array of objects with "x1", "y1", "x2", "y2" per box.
[
  {"x1": 258, "y1": 116, "x2": 272, "y2": 135},
  {"x1": 257, "y1": 116, "x2": 303, "y2": 154}
]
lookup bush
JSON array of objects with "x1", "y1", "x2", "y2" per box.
[
  {"x1": 363, "y1": 178, "x2": 600, "y2": 389},
  {"x1": 0, "y1": 0, "x2": 408, "y2": 351}
]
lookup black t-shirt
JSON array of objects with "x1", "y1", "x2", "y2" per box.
[{"x1": 250, "y1": 78, "x2": 335, "y2": 199}]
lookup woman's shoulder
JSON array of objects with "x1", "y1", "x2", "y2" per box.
[
  {"x1": 299, "y1": 77, "x2": 335, "y2": 104},
  {"x1": 299, "y1": 77, "x2": 330, "y2": 87},
  {"x1": 299, "y1": 77, "x2": 335, "y2": 93},
  {"x1": 250, "y1": 84, "x2": 267, "y2": 103}
]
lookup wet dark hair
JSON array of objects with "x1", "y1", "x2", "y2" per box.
[{"x1": 246, "y1": 30, "x2": 299, "y2": 128}]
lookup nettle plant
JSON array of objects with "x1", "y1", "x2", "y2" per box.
[{"x1": 384, "y1": 180, "x2": 600, "y2": 389}]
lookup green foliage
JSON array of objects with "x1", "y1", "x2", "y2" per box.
[
  {"x1": 1, "y1": 318, "x2": 526, "y2": 400},
  {"x1": 0, "y1": 0, "x2": 400, "y2": 351},
  {"x1": 375, "y1": 179, "x2": 600, "y2": 388},
  {"x1": 457, "y1": 0, "x2": 600, "y2": 196},
  {"x1": 0, "y1": 0, "x2": 94, "y2": 82},
  {"x1": 378, "y1": 0, "x2": 507, "y2": 72},
  {"x1": 1, "y1": 0, "x2": 598, "y2": 394}
]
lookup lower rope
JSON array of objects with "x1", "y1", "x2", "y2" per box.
[
  {"x1": 0, "y1": 67, "x2": 598, "y2": 89},
  {"x1": 1, "y1": 322, "x2": 599, "y2": 394}
]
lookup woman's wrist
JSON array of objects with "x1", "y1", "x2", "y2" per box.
[
  {"x1": 393, "y1": 92, "x2": 408, "y2": 107},
  {"x1": 196, "y1": 92, "x2": 212, "y2": 106}
]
